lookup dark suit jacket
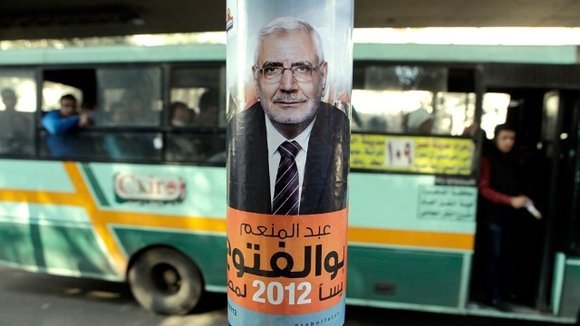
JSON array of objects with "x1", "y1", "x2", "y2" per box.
[{"x1": 228, "y1": 101, "x2": 349, "y2": 214}]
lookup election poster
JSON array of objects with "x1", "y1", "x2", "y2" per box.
[{"x1": 226, "y1": 0, "x2": 353, "y2": 324}]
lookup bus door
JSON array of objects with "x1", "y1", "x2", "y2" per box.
[
  {"x1": 480, "y1": 62, "x2": 580, "y2": 316},
  {"x1": 550, "y1": 90, "x2": 580, "y2": 318},
  {"x1": 567, "y1": 98, "x2": 580, "y2": 254}
]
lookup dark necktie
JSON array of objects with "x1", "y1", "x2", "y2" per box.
[{"x1": 272, "y1": 141, "x2": 301, "y2": 215}]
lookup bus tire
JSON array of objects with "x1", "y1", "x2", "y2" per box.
[{"x1": 128, "y1": 247, "x2": 203, "y2": 315}]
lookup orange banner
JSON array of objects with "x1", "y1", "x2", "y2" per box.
[{"x1": 226, "y1": 207, "x2": 348, "y2": 315}]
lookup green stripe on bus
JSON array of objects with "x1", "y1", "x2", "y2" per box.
[
  {"x1": 560, "y1": 261, "x2": 580, "y2": 318},
  {"x1": 346, "y1": 245, "x2": 464, "y2": 307},
  {"x1": 81, "y1": 163, "x2": 111, "y2": 207},
  {"x1": 0, "y1": 222, "x2": 117, "y2": 279}
]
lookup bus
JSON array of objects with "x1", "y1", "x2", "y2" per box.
[{"x1": 0, "y1": 41, "x2": 578, "y2": 323}]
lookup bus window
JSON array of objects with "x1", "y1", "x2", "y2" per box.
[
  {"x1": 40, "y1": 70, "x2": 96, "y2": 159},
  {"x1": 165, "y1": 132, "x2": 226, "y2": 163},
  {"x1": 166, "y1": 66, "x2": 226, "y2": 164},
  {"x1": 169, "y1": 67, "x2": 224, "y2": 128},
  {"x1": 97, "y1": 132, "x2": 163, "y2": 161},
  {"x1": 350, "y1": 65, "x2": 478, "y2": 175},
  {"x1": 41, "y1": 128, "x2": 163, "y2": 161},
  {"x1": 0, "y1": 70, "x2": 36, "y2": 156},
  {"x1": 352, "y1": 65, "x2": 476, "y2": 136},
  {"x1": 97, "y1": 67, "x2": 162, "y2": 127},
  {"x1": 481, "y1": 92, "x2": 511, "y2": 139}
]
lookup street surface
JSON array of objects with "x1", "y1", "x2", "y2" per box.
[{"x1": 0, "y1": 266, "x2": 559, "y2": 326}]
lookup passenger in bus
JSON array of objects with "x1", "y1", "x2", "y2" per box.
[
  {"x1": 476, "y1": 124, "x2": 539, "y2": 312},
  {"x1": 1, "y1": 88, "x2": 17, "y2": 111},
  {"x1": 42, "y1": 94, "x2": 91, "y2": 134},
  {"x1": 170, "y1": 101, "x2": 193, "y2": 127},
  {"x1": 194, "y1": 90, "x2": 219, "y2": 127},
  {"x1": 228, "y1": 17, "x2": 349, "y2": 215},
  {"x1": 166, "y1": 102, "x2": 198, "y2": 161},
  {"x1": 41, "y1": 94, "x2": 92, "y2": 157},
  {"x1": 0, "y1": 88, "x2": 34, "y2": 154}
]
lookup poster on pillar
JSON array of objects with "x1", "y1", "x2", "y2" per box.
[{"x1": 226, "y1": 0, "x2": 353, "y2": 325}]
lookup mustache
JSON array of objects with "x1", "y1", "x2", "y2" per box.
[{"x1": 272, "y1": 94, "x2": 307, "y2": 103}]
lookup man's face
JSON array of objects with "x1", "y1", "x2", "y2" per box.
[
  {"x1": 255, "y1": 30, "x2": 327, "y2": 125},
  {"x1": 172, "y1": 107, "x2": 191, "y2": 126},
  {"x1": 1, "y1": 93, "x2": 16, "y2": 110},
  {"x1": 60, "y1": 98, "x2": 77, "y2": 117},
  {"x1": 496, "y1": 129, "x2": 516, "y2": 153}
]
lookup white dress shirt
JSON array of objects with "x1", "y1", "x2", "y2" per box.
[{"x1": 265, "y1": 114, "x2": 315, "y2": 209}]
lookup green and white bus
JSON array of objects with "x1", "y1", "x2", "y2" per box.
[{"x1": 0, "y1": 41, "x2": 578, "y2": 323}]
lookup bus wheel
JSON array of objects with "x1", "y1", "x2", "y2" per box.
[{"x1": 128, "y1": 247, "x2": 203, "y2": 315}]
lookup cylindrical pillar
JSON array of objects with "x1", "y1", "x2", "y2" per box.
[{"x1": 226, "y1": 1, "x2": 353, "y2": 324}]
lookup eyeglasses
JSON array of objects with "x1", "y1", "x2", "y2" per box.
[{"x1": 254, "y1": 63, "x2": 320, "y2": 83}]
